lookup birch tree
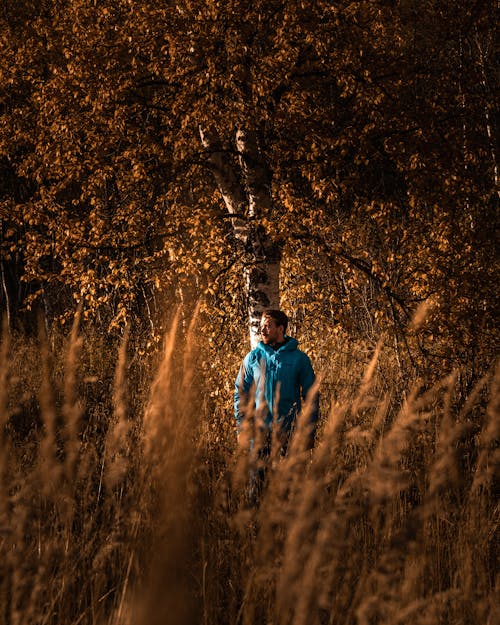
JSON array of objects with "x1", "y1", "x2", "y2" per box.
[{"x1": 199, "y1": 126, "x2": 280, "y2": 346}]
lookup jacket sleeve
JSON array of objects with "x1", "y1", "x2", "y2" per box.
[
  {"x1": 300, "y1": 354, "x2": 319, "y2": 429},
  {"x1": 234, "y1": 354, "x2": 254, "y2": 429}
]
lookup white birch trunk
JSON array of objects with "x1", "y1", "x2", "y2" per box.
[{"x1": 200, "y1": 126, "x2": 281, "y2": 347}]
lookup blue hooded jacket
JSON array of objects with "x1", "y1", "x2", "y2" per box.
[{"x1": 234, "y1": 337, "x2": 318, "y2": 435}]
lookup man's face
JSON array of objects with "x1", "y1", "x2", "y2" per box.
[{"x1": 260, "y1": 315, "x2": 284, "y2": 344}]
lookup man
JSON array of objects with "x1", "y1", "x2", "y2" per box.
[{"x1": 234, "y1": 309, "x2": 318, "y2": 452}]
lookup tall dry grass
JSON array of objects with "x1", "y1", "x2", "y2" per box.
[{"x1": 0, "y1": 312, "x2": 497, "y2": 625}]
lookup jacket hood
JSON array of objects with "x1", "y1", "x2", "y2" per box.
[{"x1": 256, "y1": 336, "x2": 298, "y2": 354}]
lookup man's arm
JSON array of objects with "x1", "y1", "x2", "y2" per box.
[
  {"x1": 234, "y1": 354, "x2": 254, "y2": 431},
  {"x1": 299, "y1": 353, "x2": 319, "y2": 442}
]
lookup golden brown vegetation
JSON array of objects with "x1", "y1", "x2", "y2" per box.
[{"x1": 0, "y1": 312, "x2": 498, "y2": 625}]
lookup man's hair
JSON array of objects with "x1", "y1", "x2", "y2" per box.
[{"x1": 261, "y1": 309, "x2": 288, "y2": 333}]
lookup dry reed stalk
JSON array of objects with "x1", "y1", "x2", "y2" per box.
[
  {"x1": 136, "y1": 309, "x2": 202, "y2": 625},
  {"x1": 273, "y1": 403, "x2": 347, "y2": 624},
  {"x1": 352, "y1": 381, "x2": 446, "y2": 625},
  {"x1": 364, "y1": 376, "x2": 455, "y2": 507},
  {"x1": 408, "y1": 297, "x2": 435, "y2": 332},
  {"x1": 295, "y1": 415, "x2": 385, "y2": 621},
  {"x1": 62, "y1": 305, "x2": 84, "y2": 489},
  {"x1": 255, "y1": 381, "x2": 322, "y2": 538},
  {"x1": 142, "y1": 311, "x2": 180, "y2": 462},
  {"x1": 104, "y1": 325, "x2": 131, "y2": 490},
  {"x1": 425, "y1": 372, "x2": 461, "y2": 498},
  {"x1": 472, "y1": 361, "x2": 500, "y2": 492},
  {"x1": 350, "y1": 341, "x2": 382, "y2": 416},
  {"x1": 317, "y1": 396, "x2": 390, "y2": 623},
  {"x1": 38, "y1": 318, "x2": 62, "y2": 497}
]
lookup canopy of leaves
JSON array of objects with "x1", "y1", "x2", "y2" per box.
[{"x1": 0, "y1": 0, "x2": 497, "y2": 377}]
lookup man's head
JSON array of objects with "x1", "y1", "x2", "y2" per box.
[{"x1": 260, "y1": 309, "x2": 288, "y2": 345}]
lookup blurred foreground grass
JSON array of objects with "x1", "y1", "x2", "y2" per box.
[{"x1": 0, "y1": 312, "x2": 498, "y2": 625}]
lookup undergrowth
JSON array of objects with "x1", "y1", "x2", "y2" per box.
[{"x1": 0, "y1": 311, "x2": 497, "y2": 625}]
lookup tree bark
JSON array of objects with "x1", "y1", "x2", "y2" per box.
[{"x1": 199, "y1": 126, "x2": 281, "y2": 347}]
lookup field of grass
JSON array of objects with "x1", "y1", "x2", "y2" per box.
[{"x1": 0, "y1": 311, "x2": 498, "y2": 625}]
